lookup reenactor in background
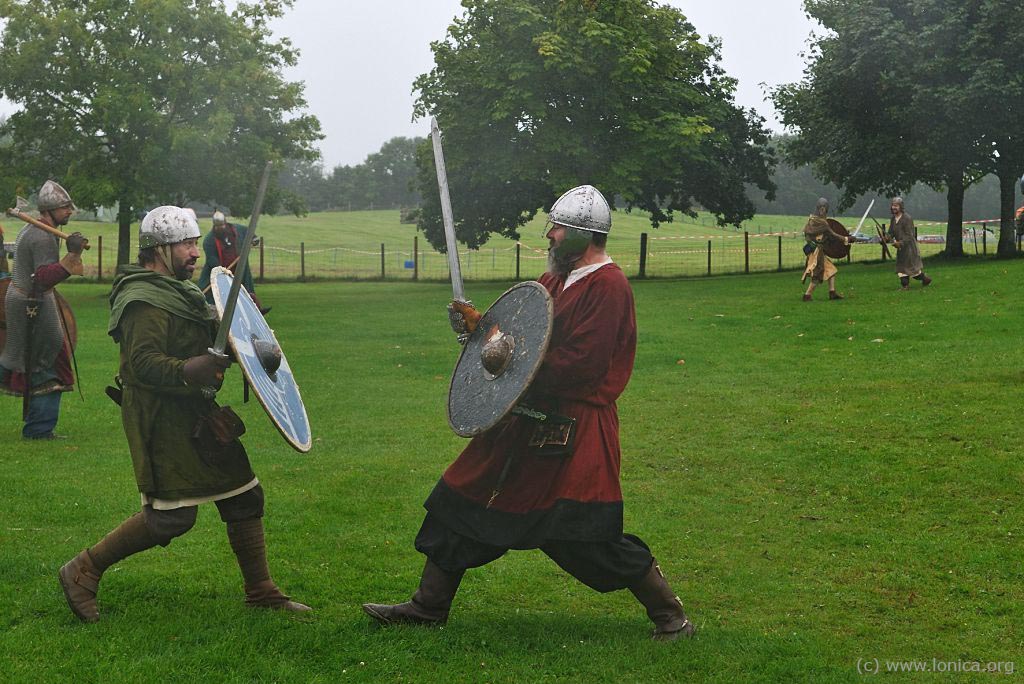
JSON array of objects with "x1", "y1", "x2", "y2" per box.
[
  {"x1": 58, "y1": 206, "x2": 309, "y2": 623},
  {"x1": 801, "y1": 197, "x2": 848, "y2": 301},
  {"x1": 363, "y1": 185, "x2": 696, "y2": 641},
  {"x1": 885, "y1": 197, "x2": 932, "y2": 290},
  {"x1": 0, "y1": 181, "x2": 86, "y2": 439},
  {"x1": 197, "y1": 210, "x2": 269, "y2": 314}
]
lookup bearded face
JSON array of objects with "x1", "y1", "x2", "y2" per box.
[
  {"x1": 546, "y1": 223, "x2": 592, "y2": 275},
  {"x1": 165, "y1": 238, "x2": 201, "y2": 280}
]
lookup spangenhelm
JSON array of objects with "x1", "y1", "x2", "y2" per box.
[
  {"x1": 815, "y1": 197, "x2": 829, "y2": 216},
  {"x1": 212, "y1": 210, "x2": 226, "y2": 225},
  {"x1": 36, "y1": 180, "x2": 77, "y2": 212},
  {"x1": 547, "y1": 184, "x2": 612, "y2": 235},
  {"x1": 139, "y1": 206, "x2": 201, "y2": 249}
]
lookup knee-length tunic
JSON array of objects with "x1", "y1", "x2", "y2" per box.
[
  {"x1": 108, "y1": 266, "x2": 255, "y2": 500},
  {"x1": 888, "y1": 213, "x2": 923, "y2": 278},
  {"x1": 424, "y1": 262, "x2": 637, "y2": 547}
]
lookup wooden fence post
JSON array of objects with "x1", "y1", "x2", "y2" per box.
[
  {"x1": 515, "y1": 242, "x2": 521, "y2": 280},
  {"x1": 380, "y1": 243, "x2": 385, "y2": 279},
  {"x1": 97, "y1": 235, "x2": 103, "y2": 281},
  {"x1": 639, "y1": 232, "x2": 648, "y2": 279},
  {"x1": 300, "y1": 242, "x2": 305, "y2": 281},
  {"x1": 259, "y1": 238, "x2": 264, "y2": 283},
  {"x1": 707, "y1": 240, "x2": 711, "y2": 275},
  {"x1": 413, "y1": 236, "x2": 419, "y2": 281},
  {"x1": 744, "y1": 231, "x2": 749, "y2": 274},
  {"x1": 777, "y1": 235, "x2": 782, "y2": 271},
  {"x1": 982, "y1": 223, "x2": 987, "y2": 255}
]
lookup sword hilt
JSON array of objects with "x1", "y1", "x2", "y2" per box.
[{"x1": 199, "y1": 347, "x2": 230, "y2": 399}]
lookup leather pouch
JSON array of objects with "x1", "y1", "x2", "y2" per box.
[
  {"x1": 192, "y1": 405, "x2": 246, "y2": 451},
  {"x1": 527, "y1": 414, "x2": 577, "y2": 458}
]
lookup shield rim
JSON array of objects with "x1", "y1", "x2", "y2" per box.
[
  {"x1": 447, "y1": 280, "x2": 553, "y2": 437},
  {"x1": 210, "y1": 266, "x2": 312, "y2": 453},
  {"x1": 824, "y1": 218, "x2": 851, "y2": 259}
]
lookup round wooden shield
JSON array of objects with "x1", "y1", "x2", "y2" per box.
[
  {"x1": 448, "y1": 281, "x2": 553, "y2": 437},
  {"x1": 210, "y1": 267, "x2": 312, "y2": 453},
  {"x1": 824, "y1": 218, "x2": 851, "y2": 259}
]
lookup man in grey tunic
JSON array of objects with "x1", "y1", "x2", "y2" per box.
[
  {"x1": 0, "y1": 180, "x2": 87, "y2": 438},
  {"x1": 886, "y1": 197, "x2": 932, "y2": 289}
]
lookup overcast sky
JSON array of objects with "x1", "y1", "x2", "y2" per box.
[{"x1": 0, "y1": 1, "x2": 819, "y2": 169}]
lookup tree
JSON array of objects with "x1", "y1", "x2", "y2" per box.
[
  {"x1": 411, "y1": 0, "x2": 775, "y2": 250},
  {"x1": 774, "y1": 0, "x2": 1024, "y2": 258},
  {"x1": 0, "y1": 0, "x2": 322, "y2": 264}
]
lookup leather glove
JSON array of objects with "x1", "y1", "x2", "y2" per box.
[
  {"x1": 447, "y1": 299, "x2": 481, "y2": 343},
  {"x1": 183, "y1": 352, "x2": 232, "y2": 389},
  {"x1": 65, "y1": 232, "x2": 87, "y2": 254}
]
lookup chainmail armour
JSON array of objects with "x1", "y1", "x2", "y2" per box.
[{"x1": 0, "y1": 224, "x2": 66, "y2": 373}]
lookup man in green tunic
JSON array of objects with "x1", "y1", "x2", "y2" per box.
[
  {"x1": 886, "y1": 197, "x2": 932, "y2": 289},
  {"x1": 58, "y1": 206, "x2": 309, "y2": 623}
]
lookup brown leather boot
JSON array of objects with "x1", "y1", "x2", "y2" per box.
[
  {"x1": 362, "y1": 559, "x2": 464, "y2": 625},
  {"x1": 629, "y1": 560, "x2": 696, "y2": 641},
  {"x1": 226, "y1": 518, "x2": 311, "y2": 612},
  {"x1": 829, "y1": 291, "x2": 844, "y2": 300},
  {"x1": 244, "y1": 579, "x2": 312, "y2": 612},
  {"x1": 58, "y1": 550, "x2": 102, "y2": 623},
  {"x1": 802, "y1": 293, "x2": 812, "y2": 302},
  {"x1": 921, "y1": 275, "x2": 932, "y2": 287}
]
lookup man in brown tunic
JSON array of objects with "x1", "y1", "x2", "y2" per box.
[
  {"x1": 363, "y1": 185, "x2": 695, "y2": 641},
  {"x1": 886, "y1": 197, "x2": 932, "y2": 289},
  {"x1": 58, "y1": 206, "x2": 309, "y2": 623},
  {"x1": 801, "y1": 197, "x2": 848, "y2": 301}
]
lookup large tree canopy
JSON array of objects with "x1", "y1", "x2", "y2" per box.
[
  {"x1": 773, "y1": 0, "x2": 1024, "y2": 257},
  {"x1": 0, "y1": 0, "x2": 322, "y2": 264},
  {"x1": 412, "y1": 0, "x2": 775, "y2": 250}
]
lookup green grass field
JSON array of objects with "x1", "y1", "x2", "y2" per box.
[
  {"x1": 1, "y1": 256, "x2": 1021, "y2": 682},
  {"x1": 17, "y1": 207, "x2": 963, "y2": 283}
]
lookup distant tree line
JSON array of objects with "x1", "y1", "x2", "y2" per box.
[
  {"x1": 279, "y1": 136, "x2": 422, "y2": 213},
  {"x1": 754, "y1": 136, "x2": 1012, "y2": 222}
]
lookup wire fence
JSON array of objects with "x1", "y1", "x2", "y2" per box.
[{"x1": 3, "y1": 222, "x2": 1013, "y2": 283}]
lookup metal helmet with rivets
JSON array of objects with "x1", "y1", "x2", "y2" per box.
[
  {"x1": 138, "y1": 206, "x2": 201, "y2": 248},
  {"x1": 547, "y1": 184, "x2": 612, "y2": 234},
  {"x1": 212, "y1": 210, "x2": 226, "y2": 226},
  {"x1": 36, "y1": 180, "x2": 77, "y2": 212}
]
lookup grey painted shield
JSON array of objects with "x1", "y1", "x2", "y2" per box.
[
  {"x1": 210, "y1": 267, "x2": 312, "y2": 452},
  {"x1": 448, "y1": 281, "x2": 553, "y2": 437}
]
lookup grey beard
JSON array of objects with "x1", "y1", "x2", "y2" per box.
[{"x1": 547, "y1": 248, "x2": 580, "y2": 275}]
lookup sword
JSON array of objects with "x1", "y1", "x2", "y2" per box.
[
  {"x1": 851, "y1": 199, "x2": 874, "y2": 240},
  {"x1": 430, "y1": 117, "x2": 481, "y2": 334},
  {"x1": 201, "y1": 161, "x2": 273, "y2": 399}
]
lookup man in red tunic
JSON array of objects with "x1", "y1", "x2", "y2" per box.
[{"x1": 363, "y1": 185, "x2": 695, "y2": 641}]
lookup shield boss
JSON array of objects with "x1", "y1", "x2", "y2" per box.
[
  {"x1": 210, "y1": 267, "x2": 312, "y2": 453},
  {"x1": 448, "y1": 281, "x2": 553, "y2": 437}
]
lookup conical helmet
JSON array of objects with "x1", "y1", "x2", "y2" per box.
[
  {"x1": 548, "y1": 185, "x2": 612, "y2": 234},
  {"x1": 36, "y1": 180, "x2": 76, "y2": 212}
]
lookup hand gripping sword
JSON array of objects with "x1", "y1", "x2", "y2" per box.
[
  {"x1": 430, "y1": 117, "x2": 481, "y2": 336},
  {"x1": 201, "y1": 161, "x2": 273, "y2": 399}
]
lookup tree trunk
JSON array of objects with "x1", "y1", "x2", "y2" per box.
[
  {"x1": 943, "y1": 173, "x2": 965, "y2": 257},
  {"x1": 997, "y1": 165, "x2": 1017, "y2": 257},
  {"x1": 117, "y1": 198, "x2": 133, "y2": 266}
]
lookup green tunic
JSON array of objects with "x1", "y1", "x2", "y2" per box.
[{"x1": 108, "y1": 266, "x2": 255, "y2": 499}]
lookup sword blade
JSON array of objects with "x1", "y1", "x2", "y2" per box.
[
  {"x1": 430, "y1": 116, "x2": 466, "y2": 302},
  {"x1": 853, "y1": 198, "x2": 875, "y2": 237},
  {"x1": 211, "y1": 161, "x2": 273, "y2": 356}
]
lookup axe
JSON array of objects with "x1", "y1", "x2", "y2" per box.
[{"x1": 5, "y1": 197, "x2": 90, "y2": 249}]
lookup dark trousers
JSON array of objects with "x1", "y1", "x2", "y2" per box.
[
  {"x1": 142, "y1": 485, "x2": 265, "y2": 547},
  {"x1": 415, "y1": 513, "x2": 654, "y2": 593}
]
